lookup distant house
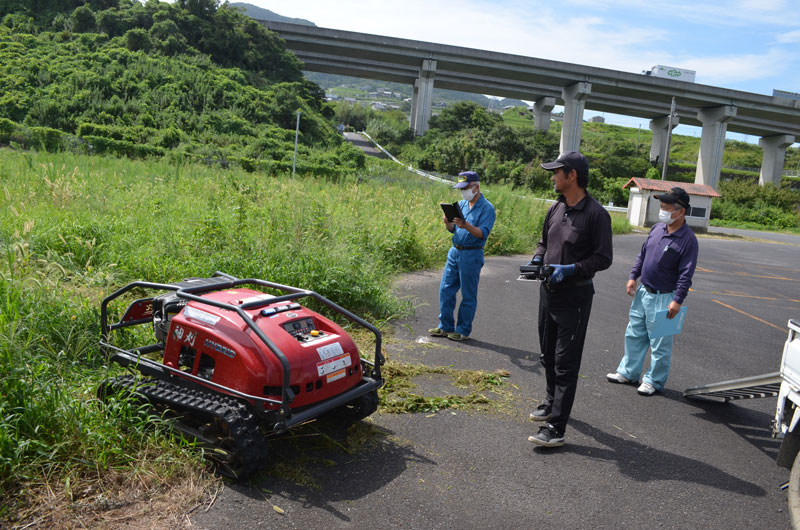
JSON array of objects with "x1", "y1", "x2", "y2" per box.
[
  {"x1": 589, "y1": 116, "x2": 605, "y2": 123},
  {"x1": 623, "y1": 178, "x2": 721, "y2": 232}
]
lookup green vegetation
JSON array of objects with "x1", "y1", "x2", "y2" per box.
[
  {"x1": 0, "y1": 1, "x2": 365, "y2": 176},
  {"x1": 711, "y1": 180, "x2": 800, "y2": 231},
  {"x1": 356, "y1": 101, "x2": 799, "y2": 228}
]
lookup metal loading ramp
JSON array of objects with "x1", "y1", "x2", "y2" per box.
[{"x1": 684, "y1": 372, "x2": 783, "y2": 402}]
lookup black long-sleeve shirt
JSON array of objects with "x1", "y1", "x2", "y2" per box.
[{"x1": 534, "y1": 194, "x2": 613, "y2": 279}]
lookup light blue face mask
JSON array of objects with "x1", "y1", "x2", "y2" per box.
[{"x1": 461, "y1": 187, "x2": 475, "y2": 201}]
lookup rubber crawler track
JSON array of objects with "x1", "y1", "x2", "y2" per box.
[{"x1": 102, "y1": 375, "x2": 268, "y2": 480}]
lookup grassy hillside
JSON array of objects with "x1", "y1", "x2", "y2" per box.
[{"x1": 0, "y1": 1, "x2": 367, "y2": 176}]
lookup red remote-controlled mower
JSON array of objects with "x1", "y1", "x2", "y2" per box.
[{"x1": 99, "y1": 272, "x2": 385, "y2": 479}]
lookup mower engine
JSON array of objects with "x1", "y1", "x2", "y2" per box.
[{"x1": 99, "y1": 272, "x2": 384, "y2": 479}]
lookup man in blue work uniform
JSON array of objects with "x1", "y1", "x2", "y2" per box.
[
  {"x1": 527, "y1": 151, "x2": 613, "y2": 448},
  {"x1": 429, "y1": 171, "x2": 496, "y2": 341},
  {"x1": 607, "y1": 186, "x2": 699, "y2": 396}
]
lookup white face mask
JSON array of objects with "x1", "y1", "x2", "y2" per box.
[
  {"x1": 659, "y1": 209, "x2": 677, "y2": 225},
  {"x1": 461, "y1": 187, "x2": 475, "y2": 201}
]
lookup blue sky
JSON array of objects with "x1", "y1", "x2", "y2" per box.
[{"x1": 247, "y1": 0, "x2": 800, "y2": 143}]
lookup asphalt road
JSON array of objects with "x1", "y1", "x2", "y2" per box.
[
  {"x1": 343, "y1": 132, "x2": 387, "y2": 159},
  {"x1": 192, "y1": 228, "x2": 800, "y2": 529}
]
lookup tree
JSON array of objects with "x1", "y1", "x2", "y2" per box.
[
  {"x1": 124, "y1": 28, "x2": 151, "y2": 51},
  {"x1": 428, "y1": 101, "x2": 501, "y2": 133},
  {"x1": 72, "y1": 5, "x2": 96, "y2": 32},
  {"x1": 178, "y1": 0, "x2": 219, "y2": 19}
]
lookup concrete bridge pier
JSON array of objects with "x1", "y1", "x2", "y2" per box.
[
  {"x1": 411, "y1": 59, "x2": 436, "y2": 135},
  {"x1": 695, "y1": 105, "x2": 737, "y2": 189},
  {"x1": 560, "y1": 82, "x2": 591, "y2": 153},
  {"x1": 649, "y1": 115, "x2": 680, "y2": 165},
  {"x1": 533, "y1": 97, "x2": 555, "y2": 132},
  {"x1": 758, "y1": 134, "x2": 795, "y2": 186}
]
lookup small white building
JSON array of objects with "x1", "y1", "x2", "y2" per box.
[{"x1": 623, "y1": 178, "x2": 721, "y2": 232}]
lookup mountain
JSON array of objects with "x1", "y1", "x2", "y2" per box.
[{"x1": 228, "y1": 3, "x2": 316, "y2": 26}]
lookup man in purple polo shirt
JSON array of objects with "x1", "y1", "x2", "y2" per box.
[{"x1": 606, "y1": 186, "x2": 699, "y2": 396}]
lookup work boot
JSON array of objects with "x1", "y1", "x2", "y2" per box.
[
  {"x1": 428, "y1": 327, "x2": 447, "y2": 337},
  {"x1": 528, "y1": 424, "x2": 565, "y2": 447}
]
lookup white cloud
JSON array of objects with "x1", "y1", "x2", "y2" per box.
[
  {"x1": 736, "y1": 0, "x2": 787, "y2": 10},
  {"x1": 777, "y1": 29, "x2": 800, "y2": 43},
  {"x1": 677, "y1": 48, "x2": 791, "y2": 85}
]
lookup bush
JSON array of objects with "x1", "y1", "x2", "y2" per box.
[
  {"x1": 711, "y1": 180, "x2": 800, "y2": 228},
  {"x1": 28, "y1": 126, "x2": 64, "y2": 151}
]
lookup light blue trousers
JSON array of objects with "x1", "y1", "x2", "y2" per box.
[
  {"x1": 616, "y1": 285, "x2": 674, "y2": 390},
  {"x1": 438, "y1": 246, "x2": 484, "y2": 337}
]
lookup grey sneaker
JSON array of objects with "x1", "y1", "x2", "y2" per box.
[
  {"x1": 637, "y1": 382, "x2": 657, "y2": 396},
  {"x1": 606, "y1": 372, "x2": 632, "y2": 384},
  {"x1": 428, "y1": 327, "x2": 447, "y2": 337},
  {"x1": 447, "y1": 332, "x2": 469, "y2": 341},
  {"x1": 529, "y1": 404, "x2": 552, "y2": 422},
  {"x1": 527, "y1": 424, "x2": 565, "y2": 447}
]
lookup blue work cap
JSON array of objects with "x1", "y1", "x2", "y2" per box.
[{"x1": 453, "y1": 171, "x2": 480, "y2": 189}]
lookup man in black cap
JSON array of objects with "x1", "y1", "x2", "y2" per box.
[
  {"x1": 429, "y1": 171, "x2": 496, "y2": 341},
  {"x1": 527, "y1": 151, "x2": 613, "y2": 447},
  {"x1": 607, "y1": 186, "x2": 698, "y2": 396}
]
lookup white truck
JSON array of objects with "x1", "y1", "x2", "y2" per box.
[
  {"x1": 685, "y1": 319, "x2": 800, "y2": 526},
  {"x1": 644, "y1": 65, "x2": 696, "y2": 83},
  {"x1": 774, "y1": 319, "x2": 800, "y2": 523}
]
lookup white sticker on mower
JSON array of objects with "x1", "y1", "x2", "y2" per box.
[
  {"x1": 184, "y1": 306, "x2": 220, "y2": 325},
  {"x1": 316, "y1": 352, "x2": 351, "y2": 377},
  {"x1": 238, "y1": 293, "x2": 274, "y2": 305},
  {"x1": 317, "y1": 342, "x2": 344, "y2": 361}
]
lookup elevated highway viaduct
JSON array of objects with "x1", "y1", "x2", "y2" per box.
[{"x1": 263, "y1": 21, "x2": 800, "y2": 189}]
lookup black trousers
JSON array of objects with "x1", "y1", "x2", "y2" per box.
[{"x1": 537, "y1": 281, "x2": 594, "y2": 434}]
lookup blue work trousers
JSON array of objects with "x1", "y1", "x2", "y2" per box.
[
  {"x1": 437, "y1": 246, "x2": 484, "y2": 337},
  {"x1": 616, "y1": 285, "x2": 675, "y2": 390}
]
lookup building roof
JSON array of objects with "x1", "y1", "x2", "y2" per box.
[{"x1": 623, "y1": 177, "x2": 722, "y2": 198}]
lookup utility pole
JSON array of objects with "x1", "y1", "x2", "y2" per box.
[
  {"x1": 292, "y1": 110, "x2": 301, "y2": 178},
  {"x1": 636, "y1": 124, "x2": 641, "y2": 151},
  {"x1": 661, "y1": 97, "x2": 676, "y2": 180}
]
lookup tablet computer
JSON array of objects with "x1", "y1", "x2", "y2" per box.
[{"x1": 440, "y1": 202, "x2": 463, "y2": 222}]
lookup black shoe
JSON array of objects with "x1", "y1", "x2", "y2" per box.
[
  {"x1": 527, "y1": 424, "x2": 565, "y2": 447},
  {"x1": 529, "y1": 403, "x2": 552, "y2": 422}
]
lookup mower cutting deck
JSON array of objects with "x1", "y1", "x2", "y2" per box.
[{"x1": 98, "y1": 272, "x2": 384, "y2": 479}]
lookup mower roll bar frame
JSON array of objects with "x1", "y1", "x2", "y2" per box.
[{"x1": 100, "y1": 272, "x2": 385, "y2": 423}]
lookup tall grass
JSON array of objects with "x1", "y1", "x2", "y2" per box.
[{"x1": 6, "y1": 148, "x2": 625, "y2": 512}]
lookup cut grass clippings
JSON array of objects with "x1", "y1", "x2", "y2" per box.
[{"x1": 379, "y1": 362, "x2": 513, "y2": 414}]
